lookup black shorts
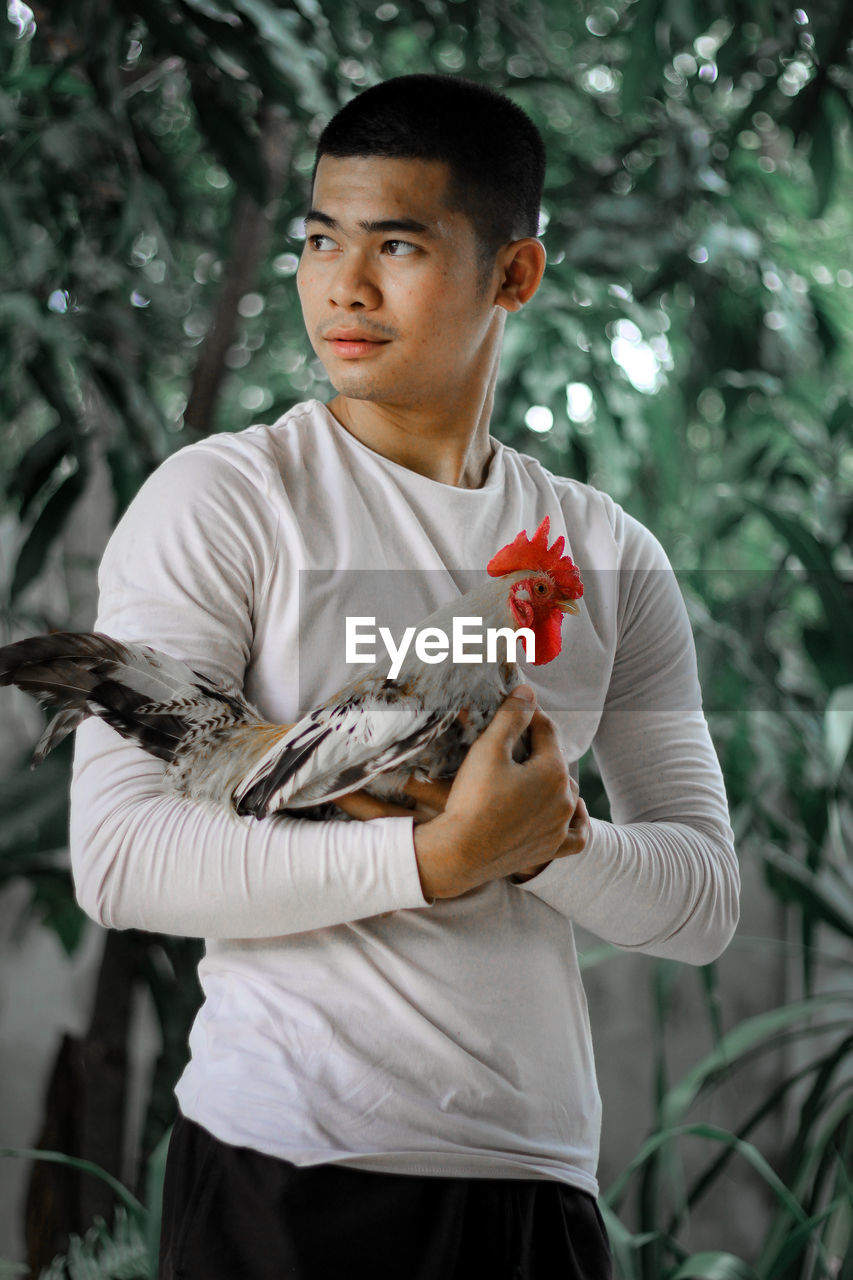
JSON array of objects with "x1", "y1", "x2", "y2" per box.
[{"x1": 159, "y1": 1113, "x2": 612, "y2": 1279}]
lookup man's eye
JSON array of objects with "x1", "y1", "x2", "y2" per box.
[
  {"x1": 308, "y1": 234, "x2": 337, "y2": 251},
  {"x1": 384, "y1": 240, "x2": 417, "y2": 257}
]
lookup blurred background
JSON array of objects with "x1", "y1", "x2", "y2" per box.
[{"x1": 0, "y1": 0, "x2": 851, "y2": 1275}]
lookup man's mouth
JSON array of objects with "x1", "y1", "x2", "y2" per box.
[{"x1": 323, "y1": 329, "x2": 392, "y2": 359}]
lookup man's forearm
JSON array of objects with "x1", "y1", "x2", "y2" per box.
[
  {"x1": 517, "y1": 812, "x2": 739, "y2": 965},
  {"x1": 70, "y1": 719, "x2": 430, "y2": 938}
]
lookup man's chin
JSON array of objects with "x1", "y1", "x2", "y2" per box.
[
  {"x1": 323, "y1": 364, "x2": 431, "y2": 411},
  {"x1": 325, "y1": 371, "x2": 387, "y2": 403}
]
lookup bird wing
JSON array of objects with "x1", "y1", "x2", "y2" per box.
[{"x1": 232, "y1": 678, "x2": 459, "y2": 818}]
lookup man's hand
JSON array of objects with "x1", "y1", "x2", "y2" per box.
[
  {"x1": 512, "y1": 794, "x2": 589, "y2": 882},
  {"x1": 329, "y1": 686, "x2": 590, "y2": 898},
  {"x1": 411, "y1": 686, "x2": 588, "y2": 900}
]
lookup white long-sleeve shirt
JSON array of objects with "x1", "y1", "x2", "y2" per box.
[{"x1": 70, "y1": 399, "x2": 739, "y2": 1195}]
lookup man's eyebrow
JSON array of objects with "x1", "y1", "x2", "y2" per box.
[{"x1": 304, "y1": 210, "x2": 437, "y2": 237}]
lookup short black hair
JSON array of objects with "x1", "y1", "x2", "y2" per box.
[{"x1": 314, "y1": 74, "x2": 546, "y2": 266}]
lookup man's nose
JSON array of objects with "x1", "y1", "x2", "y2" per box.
[{"x1": 329, "y1": 252, "x2": 381, "y2": 310}]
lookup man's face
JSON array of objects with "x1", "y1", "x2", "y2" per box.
[{"x1": 296, "y1": 155, "x2": 503, "y2": 411}]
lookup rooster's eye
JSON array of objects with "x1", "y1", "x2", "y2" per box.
[{"x1": 534, "y1": 581, "x2": 548, "y2": 595}]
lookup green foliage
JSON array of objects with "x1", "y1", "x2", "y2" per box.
[
  {"x1": 604, "y1": 995, "x2": 853, "y2": 1276},
  {"x1": 0, "y1": 1157, "x2": 146, "y2": 1280},
  {"x1": 1, "y1": 0, "x2": 852, "y2": 1273},
  {"x1": 0, "y1": 1147, "x2": 145, "y2": 1223},
  {"x1": 37, "y1": 1213, "x2": 148, "y2": 1280},
  {"x1": 0, "y1": 1137, "x2": 168, "y2": 1278},
  {"x1": 0, "y1": 738, "x2": 83, "y2": 952}
]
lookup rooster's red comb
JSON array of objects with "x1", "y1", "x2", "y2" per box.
[{"x1": 487, "y1": 517, "x2": 583, "y2": 599}]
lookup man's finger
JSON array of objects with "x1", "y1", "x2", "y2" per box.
[
  {"x1": 524, "y1": 705, "x2": 561, "y2": 755},
  {"x1": 477, "y1": 684, "x2": 538, "y2": 759},
  {"x1": 561, "y1": 797, "x2": 590, "y2": 855}
]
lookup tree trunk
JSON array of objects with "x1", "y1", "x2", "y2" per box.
[
  {"x1": 24, "y1": 930, "x2": 140, "y2": 1275},
  {"x1": 183, "y1": 105, "x2": 296, "y2": 437},
  {"x1": 24, "y1": 1034, "x2": 80, "y2": 1275}
]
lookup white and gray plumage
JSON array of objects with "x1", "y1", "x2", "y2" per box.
[{"x1": 0, "y1": 518, "x2": 582, "y2": 820}]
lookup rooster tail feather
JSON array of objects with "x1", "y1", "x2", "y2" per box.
[
  {"x1": 32, "y1": 707, "x2": 86, "y2": 766},
  {"x1": 0, "y1": 631, "x2": 252, "y2": 766}
]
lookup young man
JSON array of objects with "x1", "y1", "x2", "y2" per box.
[{"x1": 70, "y1": 75, "x2": 739, "y2": 1278}]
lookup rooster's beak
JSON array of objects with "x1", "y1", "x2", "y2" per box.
[{"x1": 558, "y1": 599, "x2": 581, "y2": 615}]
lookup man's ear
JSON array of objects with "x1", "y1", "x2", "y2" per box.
[{"x1": 494, "y1": 238, "x2": 547, "y2": 312}]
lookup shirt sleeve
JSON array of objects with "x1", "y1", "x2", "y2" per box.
[
  {"x1": 516, "y1": 511, "x2": 740, "y2": 965},
  {"x1": 68, "y1": 444, "x2": 430, "y2": 939}
]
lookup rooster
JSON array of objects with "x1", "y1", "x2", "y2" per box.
[{"x1": 0, "y1": 518, "x2": 582, "y2": 819}]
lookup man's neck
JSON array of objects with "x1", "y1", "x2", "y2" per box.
[
  {"x1": 327, "y1": 396, "x2": 495, "y2": 488},
  {"x1": 326, "y1": 344, "x2": 501, "y2": 490}
]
